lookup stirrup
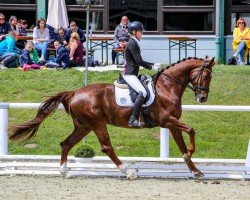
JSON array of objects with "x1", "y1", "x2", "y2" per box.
[{"x1": 128, "y1": 118, "x2": 144, "y2": 127}]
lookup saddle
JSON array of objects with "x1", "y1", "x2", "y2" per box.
[{"x1": 114, "y1": 74, "x2": 155, "y2": 127}]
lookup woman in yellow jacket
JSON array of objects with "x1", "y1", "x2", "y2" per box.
[{"x1": 231, "y1": 18, "x2": 250, "y2": 65}]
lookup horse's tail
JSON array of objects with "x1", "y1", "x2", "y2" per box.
[{"x1": 9, "y1": 91, "x2": 75, "y2": 142}]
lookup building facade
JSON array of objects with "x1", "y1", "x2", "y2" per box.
[{"x1": 1, "y1": 0, "x2": 250, "y2": 63}]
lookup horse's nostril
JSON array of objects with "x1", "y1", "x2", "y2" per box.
[{"x1": 200, "y1": 96, "x2": 206, "y2": 102}]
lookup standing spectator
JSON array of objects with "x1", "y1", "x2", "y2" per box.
[
  {"x1": 64, "y1": 21, "x2": 86, "y2": 44},
  {"x1": 9, "y1": 15, "x2": 18, "y2": 31},
  {"x1": 0, "y1": 13, "x2": 11, "y2": 41},
  {"x1": 45, "y1": 40, "x2": 70, "y2": 69},
  {"x1": 33, "y1": 18, "x2": 50, "y2": 61},
  {"x1": 112, "y1": 16, "x2": 130, "y2": 64},
  {"x1": 229, "y1": 18, "x2": 250, "y2": 65},
  {"x1": 20, "y1": 41, "x2": 41, "y2": 71},
  {"x1": 0, "y1": 30, "x2": 19, "y2": 68},
  {"x1": 67, "y1": 32, "x2": 84, "y2": 66}
]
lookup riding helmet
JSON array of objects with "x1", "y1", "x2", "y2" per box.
[{"x1": 128, "y1": 21, "x2": 144, "y2": 34}]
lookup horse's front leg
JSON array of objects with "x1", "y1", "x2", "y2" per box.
[
  {"x1": 94, "y1": 125, "x2": 137, "y2": 180},
  {"x1": 59, "y1": 126, "x2": 91, "y2": 176},
  {"x1": 166, "y1": 116, "x2": 203, "y2": 177}
]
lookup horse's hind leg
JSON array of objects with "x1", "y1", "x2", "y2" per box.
[
  {"x1": 93, "y1": 125, "x2": 137, "y2": 179},
  {"x1": 59, "y1": 125, "x2": 91, "y2": 176},
  {"x1": 169, "y1": 127, "x2": 203, "y2": 177}
]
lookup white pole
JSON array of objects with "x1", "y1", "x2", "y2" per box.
[
  {"x1": 0, "y1": 103, "x2": 8, "y2": 155},
  {"x1": 245, "y1": 140, "x2": 250, "y2": 168},
  {"x1": 160, "y1": 128, "x2": 169, "y2": 158},
  {"x1": 84, "y1": 4, "x2": 90, "y2": 86}
]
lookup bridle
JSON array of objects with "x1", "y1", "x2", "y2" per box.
[{"x1": 162, "y1": 60, "x2": 212, "y2": 94}]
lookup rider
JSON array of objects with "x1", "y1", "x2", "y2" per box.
[{"x1": 122, "y1": 21, "x2": 162, "y2": 127}]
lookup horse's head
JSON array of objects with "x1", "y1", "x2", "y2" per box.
[{"x1": 189, "y1": 57, "x2": 215, "y2": 103}]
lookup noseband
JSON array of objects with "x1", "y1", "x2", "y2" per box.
[{"x1": 162, "y1": 60, "x2": 212, "y2": 93}]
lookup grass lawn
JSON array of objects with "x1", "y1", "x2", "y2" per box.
[{"x1": 0, "y1": 65, "x2": 249, "y2": 159}]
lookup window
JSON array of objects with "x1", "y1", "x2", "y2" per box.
[
  {"x1": 227, "y1": 0, "x2": 250, "y2": 34},
  {"x1": 232, "y1": 0, "x2": 250, "y2": 5},
  {"x1": 0, "y1": 0, "x2": 36, "y2": 3},
  {"x1": 162, "y1": 0, "x2": 215, "y2": 34},
  {"x1": 163, "y1": 0, "x2": 213, "y2": 6},
  {"x1": 164, "y1": 12, "x2": 213, "y2": 32},
  {"x1": 67, "y1": 11, "x2": 103, "y2": 31},
  {"x1": 66, "y1": 0, "x2": 104, "y2": 5},
  {"x1": 109, "y1": 0, "x2": 157, "y2": 31}
]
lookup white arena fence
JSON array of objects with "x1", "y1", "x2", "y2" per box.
[
  {"x1": 0, "y1": 103, "x2": 250, "y2": 179},
  {"x1": 0, "y1": 103, "x2": 249, "y2": 156}
]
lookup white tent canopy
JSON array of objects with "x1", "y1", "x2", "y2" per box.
[{"x1": 47, "y1": 0, "x2": 69, "y2": 29}]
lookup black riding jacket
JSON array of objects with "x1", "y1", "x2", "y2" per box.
[{"x1": 123, "y1": 37, "x2": 153, "y2": 75}]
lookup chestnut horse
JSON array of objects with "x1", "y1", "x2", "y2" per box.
[{"x1": 9, "y1": 57, "x2": 215, "y2": 179}]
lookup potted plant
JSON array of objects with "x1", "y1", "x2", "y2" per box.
[{"x1": 74, "y1": 144, "x2": 95, "y2": 163}]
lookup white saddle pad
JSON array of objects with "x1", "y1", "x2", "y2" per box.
[{"x1": 115, "y1": 80, "x2": 155, "y2": 107}]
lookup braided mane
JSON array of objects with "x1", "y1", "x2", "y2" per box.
[{"x1": 152, "y1": 57, "x2": 203, "y2": 84}]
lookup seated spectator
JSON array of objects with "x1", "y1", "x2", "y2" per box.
[
  {"x1": 18, "y1": 20, "x2": 28, "y2": 36},
  {"x1": 229, "y1": 18, "x2": 250, "y2": 65},
  {"x1": 56, "y1": 27, "x2": 67, "y2": 45},
  {"x1": 0, "y1": 30, "x2": 19, "y2": 68},
  {"x1": 46, "y1": 24, "x2": 58, "y2": 45},
  {"x1": 20, "y1": 41, "x2": 41, "y2": 71},
  {"x1": 0, "y1": 13, "x2": 11, "y2": 41},
  {"x1": 9, "y1": 15, "x2": 18, "y2": 31},
  {"x1": 33, "y1": 18, "x2": 50, "y2": 61},
  {"x1": 45, "y1": 40, "x2": 70, "y2": 69},
  {"x1": 112, "y1": 15, "x2": 130, "y2": 64},
  {"x1": 67, "y1": 32, "x2": 84, "y2": 66},
  {"x1": 64, "y1": 21, "x2": 86, "y2": 44}
]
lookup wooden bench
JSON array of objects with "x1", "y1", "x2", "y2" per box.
[{"x1": 113, "y1": 47, "x2": 125, "y2": 64}]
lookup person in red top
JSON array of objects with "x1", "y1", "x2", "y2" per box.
[{"x1": 67, "y1": 32, "x2": 84, "y2": 66}]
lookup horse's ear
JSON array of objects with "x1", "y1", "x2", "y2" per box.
[{"x1": 209, "y1": 57, "x2": 215, "y2": 67}]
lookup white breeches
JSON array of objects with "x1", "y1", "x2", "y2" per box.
[{"x1": 122, "y1": 75, "x2": 147, "y2": 97}]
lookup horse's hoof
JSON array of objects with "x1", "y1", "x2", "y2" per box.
[
  {"x1": 118, "y1": 164, "x2": 127, "y2": 174},
  {"x1": 194, "y1": 171, "x2": 204, "y2": 178},
  {"x1": 127, "y1": 169, "x2": 138, "y2": 180},
  {"x1": 59, "y1": 163, "x2": 68, "y2": 176}
]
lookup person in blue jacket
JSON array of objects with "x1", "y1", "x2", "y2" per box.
[
  {"x1": 0, "y1": 30, "x2": 19, "y2": 68},
  {"x1": 64, "y1": 21, "x2": 86, "y2": 44},
  {"x1": 45, "y1": 40, "x2": 70, "y2": 69}
]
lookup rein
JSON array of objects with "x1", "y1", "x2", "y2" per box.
[
  {"x1": 162, "y1": 72, "x2": 196, "y2": 91},
  {"x1": 161, "y1": 60, "x2": 212, "y2": 93}
]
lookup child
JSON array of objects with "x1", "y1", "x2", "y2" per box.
[
  {"x1": 56, "y1": 27, "x2": 67, "y2": 45},
  {"x1": 45, "y1": 40, "x2": 70, "y2": 69},
  {"x1": 20, "y1": 41, "x2": 41, "y2": 71}
]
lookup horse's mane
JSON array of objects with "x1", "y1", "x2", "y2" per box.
[{"x1": 152, "y1": 57, "x2": 204, "y2": 84}]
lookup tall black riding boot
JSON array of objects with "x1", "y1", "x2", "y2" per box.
[{"x1": 128, "y1": 92, "x2": 145, "y2": 127}]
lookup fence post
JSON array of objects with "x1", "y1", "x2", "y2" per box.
[
  {"x1": 0, "y1": 102, "x2": 9, "y2": 155},
  {"x1": 246, "y1": 140, "x2": 250, "y2": 168},
  {"x1": 160, "y1": 128, "x2": 169, "y2": 158}
]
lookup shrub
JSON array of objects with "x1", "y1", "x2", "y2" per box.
[{"x1": 74, "y1": 144, "x2": 95, "y2": 158}]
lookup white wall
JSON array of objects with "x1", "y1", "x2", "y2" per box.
[{"x1": 89, "y1": 35, "x2": 234, "y2": 65}]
